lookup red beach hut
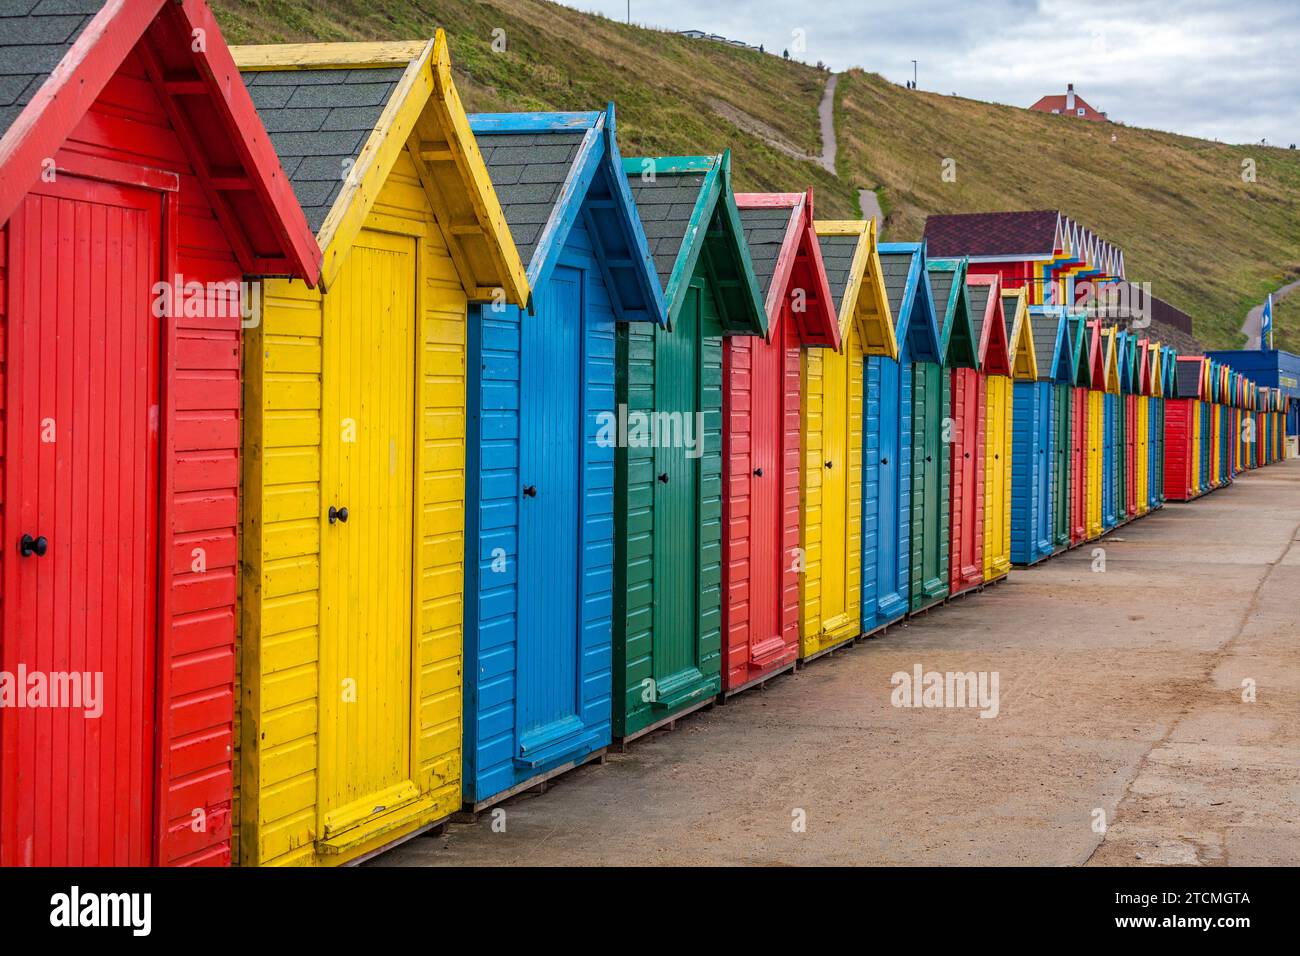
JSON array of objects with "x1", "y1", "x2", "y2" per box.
[
  {"x1": 0, "y1": 0, "x2": 319, "y2": 866},
  {"x1": 723, "y1": 191, "x2": 837, "y2": 693}
]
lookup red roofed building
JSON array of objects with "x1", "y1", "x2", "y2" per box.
[{"x1": 1030, "y1": 83, "x2": 1108, "y2": 122}]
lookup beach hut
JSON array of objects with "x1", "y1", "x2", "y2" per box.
[
  {"x1": 724, "y1": 191, "x2": 838, "y2": 687},
  {"x1": 235, "y1": 36, "x2": 529, "y2": 862},
  {"x1": 907, "y1": 254, "x2": 968, "y2": 613},
  {"x1": 1084, "y1": 320, "x2": 1106, "y2": 540},
  {"x1": 871, "y1": 244, "x2": 943, "y2": 628},
  {"x1": 1101, "y1": 327, "x2": 1122, "y2": 529},
  {"x1": 461, "y1": 107, "x2": 666, "y2": 808},
  {"x1": 1164, "y1": 357, "x2": 1204, "y2": 501},
  {"x1": 0, "y1": 1, "x2": 319, "y2": 867},
  {"x1": 1206, "y1": 360, "x2": 1221, "y2": 488},
  {"x1": 952, "y1": 275, "x2": 1009, "y2": 588},
  {"x1": 1014, "y1": 306, "x2": 1070, "y2": 564},
  {"x1": 1114, "y1": 330, "x2": 1131, "y2": 523},
  {"x1": 1148, "y1": 342, "x2": 1165, "y2": 510},
  {"x1": 915, "y1": 257, "x2": 977, "y2": 611},
  {"x1": 800, "y1": 219, "x2": 896, "y2": 659},
  {"x1": 1160, "y1": 344, "x2": 1176, "y2": 502},
  {"x1": 1123, "y1": 334, "x2": 1139, "y2": 519},
  {"x1": 1067, "y1": 312, "x2": 1091, "y2": 545},
  {"x1": 1134, "y1": 337, "x2": 1152, "y2": 516},
  {"x1": 985, "y1": 287, "x2": 1035, "y2": 580},
  {"x1": 614, "y1": 153, "x2": 766, "y2": 734}
]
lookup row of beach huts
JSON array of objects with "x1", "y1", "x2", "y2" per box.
[{"x1": 0, "y1": 4, "x2": 1290, "y2": 867}]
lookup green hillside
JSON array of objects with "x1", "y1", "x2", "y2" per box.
[{"x1": 211, "y1": 0, "x2": 1300, "y2": 349}]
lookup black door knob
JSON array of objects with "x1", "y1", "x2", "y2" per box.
[
  {"x1": 522, "y1": 485, "x2": 537, "y2": 498},
  {"x1": 925, "y1": 455, "x2": 932, "y2": 462},
  {"x1": 328, "y1": 506, "x2": 349, "y2": 524},
  {"x1": 994, "y1": 454, "x2": 1000, "y2": 460},
  {"x1": 824, "y1": 460, "x2": 833, "y2": 469},
  {"x1": 20, "y1": 533, "x2": 47, "y2": 557},
  {"x1": 658, "y1": 472, "x2": 669, "y2": 484},
  {"x1": 881, "y1": 457, "x2": 889, "y2": 465},
  {"x1": 753, "y1": 467, "x2": 763, "y2": 477},
  {"x1": 964, "y1": 452, "x2": 970, "y2": 459}
]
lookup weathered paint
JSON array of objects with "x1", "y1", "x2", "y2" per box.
[
  {"x1": 0, "y1": 0, "x2": 318, "y2": 868},
  {"x1": 615, "y1": 154, "x2": 764, "y2": 731},
  {"x1": 801, "y1": 220, "x2": 895, "y2": 658},
  {"x1": 237, "y1": 35, "x2": 522, "y2": 863}
]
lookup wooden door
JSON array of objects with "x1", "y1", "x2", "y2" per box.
[{"x1": 2, "y1": 180, "x2": 162, "y2": 865}]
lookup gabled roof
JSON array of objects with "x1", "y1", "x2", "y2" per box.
[
  {"x1": 927, "y1": 257, "x2": 978, "y2": 369},
  {"x1": 1136, "y1": 338, "x2": 1152, "y2": 394},
  {"x1": 1, "y1": 0, "x2": 319, "y2": 281},
  {"x1": 624, "y1": 152, "x2": 765, "y2": 335},
  {"x1": 236, "y1": 33, "x2": 524, "y2": 300},
  {"x1": 923, "y1": 210, "x2": 1061, "y2": 259},
  {"x1": 1086, "y1": 319, "x2": 1107, "y2": 390},
  {"x1": 877, "y1": 242, "x2": 943, "y2": 364},
  {"x1": 1162, "y1": 345, "x2": 1177, "y2": 396},
  {"x1": 470, "y1": 106, "x2": 666, "y2": 324},
  {"x1": 1103, "y1": 327, "x2": 1121, "y2": 394},
  {"x1": 1068, "y1": 312, "x2": 1091, "y2": 387},
  {"x1": 735, "y1": 190, "x2": 839, "y2": 347},
  {"x1": 1028, "y1": 306, "x2": 1072, "y2": 384},
  {"x1": 1148, "y1": 341, "x2": 1164, "y2": 397},
  {"x1": 1001, "y1": 287, "x2": 1038, "y2": 380},
  {"x1": 814, "y1": 218, "x2": 898, "y2": 358},
  {"x1": 1116, "y1": 330, "x2": 1131, "y2": 393},
  {"x1": 970, "y1": 274, "x2": 1012, "y2": 376}
]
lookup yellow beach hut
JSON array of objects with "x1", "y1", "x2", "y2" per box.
[
  {"x1": 233, "y1": 34, "x2": 528, "y2": 866},
  {"x1": 800, "y1": 219, "x2": 897, "y2": 659},
  {"x1": 985, "y1": 287, "x2": 1036, "y2": 582}
]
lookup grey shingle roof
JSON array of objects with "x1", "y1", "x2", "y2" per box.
[
  {"x1": 737, "y1": 204, "x2": 794, "y2": 299},
  {"x1": 878, "y1": 251, "x2": 914, "y2": 320},
  {"x1": 928, "y1": 269, "x2": 955, "y2": 324},
  {"x1": 475, "y1": 131, "x2": 586, "y2": 271},
  {"x1": 1031, "y1": 311, "x2": 1062, "y2": 381},
  {"x1": 625, "y1": 171, "x2": 706, "y2": 289},
  {"x1": 967, "y1": 282, "x2": 992, "y2": 345},
  {"x1": 239, "y1": 66, "x2": 405, "y2": 234},
  {"x1": 816, "y1": 234, "x2": 859, "y2": 315},
  {"x1": 0, "y1": 0, "x2": 104, "y2": 140}
]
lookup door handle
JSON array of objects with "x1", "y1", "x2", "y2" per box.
[
  {"x1": 881, "y1": 457, "x2": 889, "y2": 465},
  {"x1": 824, "y1": 460, "x2": 833, "y2": 469},
  {"x1": 963, "y1": 452, "x2": 970, "y2": 459},
  {"x1": 522, "y1": 485, "x2": 537, "y2": 498},
  {"x1": 328, "y1": 506, "x2": 349, "y2": 524},
  {"x1": 658, "y1": 472, "x2": 669, "y2": 484},
  {"x1": 753, "y1": 467, "x2": 763, "y2": 477},
  {"x1": 925, "y1": 455, "x2": 932, "y2": 463},
  {"x1": 19, "y1": 533, "x2": 48, "y2": 558}
]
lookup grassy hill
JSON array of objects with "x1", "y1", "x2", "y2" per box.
[{"x1": 211, "y1": 0, "x2": 1300, "y2": 349}]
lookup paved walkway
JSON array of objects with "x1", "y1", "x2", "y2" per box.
[
  {"x1": 373, "y1": 461, "x2": 1300, "y2": 866},
  {"x1": 1240, "y1": 277, "x2": 1300, "y2": 347}
]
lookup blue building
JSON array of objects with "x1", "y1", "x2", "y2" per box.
[{"x1": 1204, "y1": 349, "x2": 1300, "y2": 440}]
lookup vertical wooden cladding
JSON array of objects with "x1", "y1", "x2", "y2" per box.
[
  {"x1": 237, "y1": 35, "x2": 525, "y2": 862},
  {"x1": 0, "y1": 0, "x2": 319, "y2": 867},
  {"x1": 871, "y1": 243, "x2": 942, "y2": 629},
  {"x1": 724, "y1": 192, "x2": 836, "y2": 691},
  {"x1": 800, "y1": 220, "x2": 895, "y2": 658},
  {"x1": 615, "y1": 154, "x2": 763, "y2": 730},
  {"x1": 984, "y1": 289, "x2": 1032, "y2": 580},
  {"x1": 462, "y1": 108, "x2": 665, "y2": 805}
]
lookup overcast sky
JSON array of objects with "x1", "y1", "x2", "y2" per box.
[{"x1": 562, "y1": 0, "x2": 1298, "y2": 146}]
